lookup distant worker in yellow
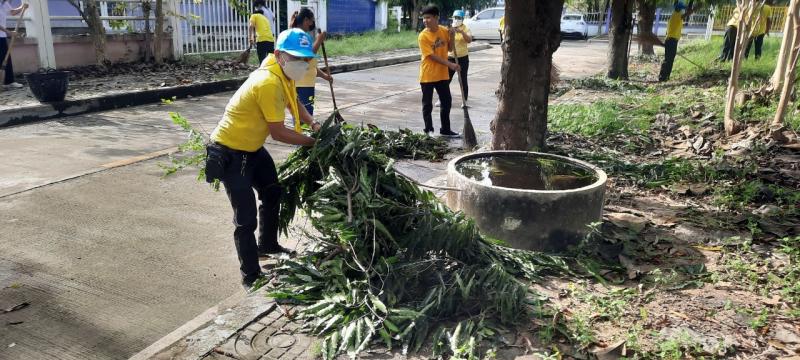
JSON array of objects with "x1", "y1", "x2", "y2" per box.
[
  {"x1": 658, "y1": 1, "x2": 691, "y2": 81},
  {"x1": 745, "y1": 0, "x2": 772, "y2": 59},
  {"x1": 249, "y1": 0, "x2": 275, "y2": 64}
]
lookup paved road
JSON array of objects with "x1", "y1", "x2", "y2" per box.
[{"x1": 0, "y1": 42, "x2": 606, "y2": 360}]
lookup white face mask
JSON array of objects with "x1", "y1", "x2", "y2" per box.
[
  {"x1": 279, "y1": 55, "x2": 309, "y2": 80},
  {"x1": 453, "y1": 19, "x2": 463, "y2": 27}
]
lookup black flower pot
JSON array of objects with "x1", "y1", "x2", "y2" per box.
[{"x1": 26, "y1": 70, "x2": 70, "y2": 103}]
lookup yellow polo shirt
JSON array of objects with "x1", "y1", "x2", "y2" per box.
[
  {"x1": 452, "y1": 24, "x2": 471, "y2": 58},
  {"x1": 249, "y1": 14, "x2": 274, "y2": 43},
  {"x1": 755, "y1": 5, "x2": 772, "y2": 36},
  {"x1": 727, "y1": 8, "x2": 741, "y2": 28},
  {"x1": 211, "y1": 56, "x2": 294, "y2": 152},
  {"x1": 418, "y1": 25, "x2": 450, "y2": 83},
  {"x1": 666, "y1": 11, "x2": 683, "y2": 40},
  {"x1": 296, "y1": 58, "x2": 319, "y2": 88}
]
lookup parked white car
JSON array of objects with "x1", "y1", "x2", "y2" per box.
[
  {"x1": 464, "y1": 7, "x2": 505, "y2": 40},
  {"x1": 560, "y1": 13, "x2": 589, "y2": 40}
]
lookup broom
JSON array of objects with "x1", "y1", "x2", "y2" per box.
[
  {"x1": 319, "y1": 31, "x2": 345, "y2": 124},
  {"x1": 452, "y1": 31, "x2": 477, "y2": 149},
  {"x1": 0, "y1": 7, "x2": 26, "y2": 85},
  {"x1": 637, "y1": 32, "x2": 706, "y2": 71},
  {"x1": 237, "y1": 43, "x2": 252, "y2": 65}
]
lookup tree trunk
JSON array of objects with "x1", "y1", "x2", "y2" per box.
[
  {"x1": 724, "y1": 1, "x2": 762, "y2": 136},
  {"x1": 491, "y1": 0, "x2": 563, "y2": 151},
  {"x1": 142, "y1": 0, "x2": 153, "y2": 61},
  {"x1": 774, "y1": 0, "x2": 800, "y2": 125},
  {"x1": 607, "y1": 0, "x2": 633, "y2": 79},
  {"x1": 67, "y1": 0, "x2": 108, "y2": 66},
  {"x1": 154, "y1": 0, "x2": 165, "y2": 64},
  {"x1": 636, "y1": 0, "x2": 656, "y2": 55},
  {"x1": 771, "y1": 0, "x2": 797, "y2": 90},
  {"x1": 411, "y1": 0, "x2": 421, "y2": 31}
]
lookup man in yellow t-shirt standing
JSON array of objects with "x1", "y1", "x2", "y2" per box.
[
  {"x1": 418, "y1": 5, "x2": 461, "y2": 137},
  {"x1": 249, "y1": 2, "x2": 275, "y2": 64},
  {"x1": 206, "y1": 28, "x2": 320, "y2": 290},
  {"x1": 718, "y1": 7, "x2": 741, "y2": 61},
  {"x1": 658, "y1": 2, "x2": 689, "y2": 82},
  {"x1": 745, "y1": 1, "x2": 772, "y2": 60}
]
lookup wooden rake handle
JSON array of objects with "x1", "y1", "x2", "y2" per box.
[{"x1": 2, "y1": 7, "x2": 26, "y2": 69}]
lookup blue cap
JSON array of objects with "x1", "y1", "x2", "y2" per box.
[
  {"x1": 675, "y1": 2, "x2": 686, "y2": 11},
  {"x1": 453, "y1": 10, "x2": 465, "y2": 18},
  {"x1": 276, "y1": 28, "x2": 316, "y2": 58}
]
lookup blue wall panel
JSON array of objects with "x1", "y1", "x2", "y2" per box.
[{"x1": 327, "y1": 0, "x2": 375, "y2": 33}]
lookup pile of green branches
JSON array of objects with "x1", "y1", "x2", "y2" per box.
[{"x1": 270, "y1": 118, "x2": 573, "y2": 359}]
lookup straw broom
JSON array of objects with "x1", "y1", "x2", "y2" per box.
[{"x1": 237, "y1": 44, "x2": 252, "y2": 64}]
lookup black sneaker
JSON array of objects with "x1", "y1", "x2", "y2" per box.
[
  {"x1": 439, "y1": 130, "x2": 462, "y2": 138},
  {"x1": 423, "y1": 128, "x2": 434, "y2": 136},
  {"x1": 258, "y1": 245, "x2": 297, "y2": 259},
  {"x1": 242, "y1": 272, "x2": 268, "y2": 291}
]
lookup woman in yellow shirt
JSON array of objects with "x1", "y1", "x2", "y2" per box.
[
  {"x1": 448, "y1": 10, "x2": 472, "y2": 106},
  {"x1": 248, "y1": 2, "x2": 275, "y2": 65},
  {"x1": 418, "y1": 5, "x2": 461, "y2": 137},
  {"x1": 290, "y1": 7, "x2": 333, "y2": 116}
]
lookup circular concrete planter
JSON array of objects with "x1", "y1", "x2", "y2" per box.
[{"x1": 446, "y1": 151, "x2": 607, "y2": 253}]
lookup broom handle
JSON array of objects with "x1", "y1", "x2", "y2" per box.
[
  {"x1": 2, "y1": 7, "x2": 26, "y2": 69},
  {"x1": 319, "y1": 35, "x2": 338, "y2": 111}
]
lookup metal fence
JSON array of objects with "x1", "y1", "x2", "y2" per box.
[{"x1": 176, "y1": 0, "x2": 280, "y2": 55}]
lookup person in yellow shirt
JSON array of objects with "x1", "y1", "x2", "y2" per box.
[
  {"x1": 448, "y1": 10, "x2": 472, "y2": 106},
  {"x1": 745, "y1": 1, "x2": 772, "y2": 59},
  {"x1": 248, "y1": 2, "x2": 275, "y2": 65},
  {"x1": 499, "y1": 16, "x2": 505, "y2": 43},
  {"x1": 418, "y1": 5, "x2": 461, "y2": 137},
  {"x1": 291, "y1": 7, "x2": 333, "y2": 116},
  {"x1": 718, "y1": 7, "x2": 741, "y2": 61},
  {"x1": 658, "y1": 2, "x2": 689, "y2": 81},
  {"x1": 206, "y1": 28, "x2": 320, "y2": 290}
]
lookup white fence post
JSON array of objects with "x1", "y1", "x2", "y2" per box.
[
  {"x1": 167, "y1": 0, "x2": 183, "y2": 58},
  {"x1": 28, "y1": 0, "x2": 57, "y2": 68},
  {"x1": 705, "y1": 6, "x2": 715, "y2": 40}
]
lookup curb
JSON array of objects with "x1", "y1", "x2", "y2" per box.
[{"x1": 1, "y1": 44, "x2": 492, "y2": 129}]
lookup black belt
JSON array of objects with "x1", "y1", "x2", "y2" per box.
[{"x1": 211, "y1": 142, "x2": 257, "y2": 155}]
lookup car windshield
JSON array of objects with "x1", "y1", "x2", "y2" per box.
[
  {"x1": 494, "y1": 9, "x2": 505, "y2": 18},
  {"x1": 562, "y1": 15, "x2": 582, "y2": 21},
  {"x1": 476, "y1": 10, "x2": 494, "y2": 20}
]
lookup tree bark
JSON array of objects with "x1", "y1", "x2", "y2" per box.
[
  {"x1": 724, "y1": 0, "x2": 762, "y2": 136},
  {"x1": 490, "y1": 0, "x2": 563, "y2": 151},
  {"x1": 636, "y1": 0, "x2": 656, "y2": 55},
  {"x1": 771, "y1": 0, "x2": 797, "y2": 90},
  {"x1": 142, "y1": 0, "x2": 153, "y2": 61},
  {"x1": 154, "y1": 0, "x2": 165, "y2": 64},
  {"x1": 67, "y1": 0, "x2": 108, "y2": 66},
  {"x1": 774, "y1": 0, "x2": 800, "y2": 125},
  {"x1": 607, "y1": 0, "x2": 633, "y2": 79},
  {"x1": 411, "y1": 0, "x2": 421, "y2": 31}
]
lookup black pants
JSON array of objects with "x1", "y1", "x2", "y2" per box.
[
  {"x1": 214, "y1": 144, "x2": 281, "y2": 284},
  {"x1": 0, "y1": 38, "x2": 14, "y2": 84},
  {"x1": 719, "y1": 26, "x2": 737, "y2": 62},
  {"x1": 659, "y1": 38, "x2": 678, "y2": 81},
  {"x1": 421, "y1": 80, "x2": 452, "y2": 133},
  {"x1": 447, "y1": 55, "x2": 469, "y2": 101},
  {"x1": 745, "y1": 34, "x2": 765, "y2": 59},
  {"x1": 256, "y1": 41, "x2": 274, "y2": 65}
]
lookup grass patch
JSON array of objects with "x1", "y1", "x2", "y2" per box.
[
  {"x1": 671, "y1": 36, "x2": 781, "y2": 82},
  {"x1": 322, "y1": 30, "x2": 419, "y2": 57},
  {"x1": 549, "y1": 96, "x2": 656, "y2": 138}
]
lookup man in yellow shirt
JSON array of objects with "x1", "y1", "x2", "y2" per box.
[
  {"x1": 206, "y1": 28, "x2": 320, "y2": 290},
  {"x1": 745, "y1": 1, "x2": 772, "y2": 59},
  {"x1": 249, "y1": 1, "x2": 275, "y2": 64},
  {"x1": 658, "y1": 2, "x2": 689, "y2": 81},
  {"x1": 418, "y1": 5, "x2": 461, "y2": 137},
  {"x1": 448, "y1": 10, "x2": 473, "y2": 106},
  {"x1": 718, "y1": 7, "x2": 741, "y2": 61}
]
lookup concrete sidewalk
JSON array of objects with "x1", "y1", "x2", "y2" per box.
[{"x1": 0, "y1": 41, "x2": 608, "y2": 360}]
